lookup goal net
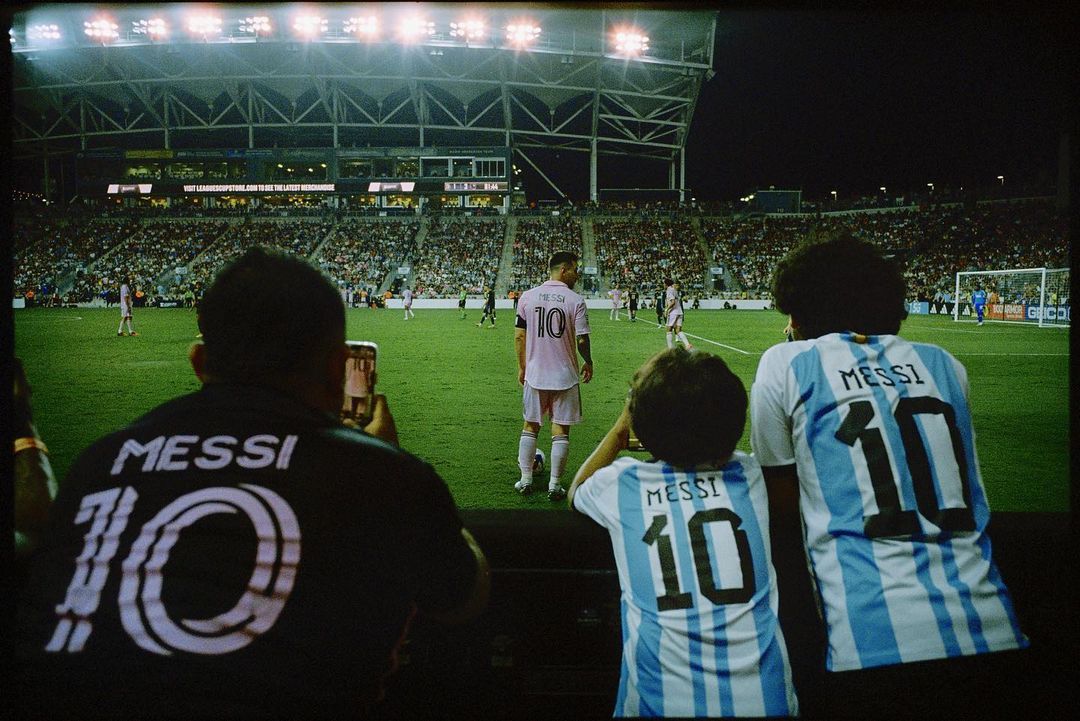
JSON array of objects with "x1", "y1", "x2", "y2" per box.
[{"x1": 954, "y1": 267, "x2": 1070, "y2": 327}]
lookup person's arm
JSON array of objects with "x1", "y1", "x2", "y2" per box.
[
  {"x1": 514, "y1": 327, "x2": 527, "y2": 385},
  {"x1": 13, "y1": 359, "x2": 58, "y2": 558},
  {"x1": 576, "y1": 334, "x2": 593, "y2": 383},
  {"x1": 568, "y1": 405, "x2": 630, "y2": 508},
  {"x1": 420, "y1": 527, "x2": 490, "y2": 625}
]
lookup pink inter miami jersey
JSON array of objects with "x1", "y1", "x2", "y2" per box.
[{"x1": 516, "y1": 280, "x2": 590, "y2": 390}]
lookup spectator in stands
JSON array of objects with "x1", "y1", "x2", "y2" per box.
[
  {"x1": 751, "y1": 232, "x2": 1030, "y2": 719},
  {"x1": 569, "y1": 348, "x2": 799, "y2": 717},
  {"x1": 14, "y1": 247, "x2": 490, "y2": 720}
]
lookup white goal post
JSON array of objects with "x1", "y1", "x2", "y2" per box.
[{"x1": 954, "y1": 267, "x2": 1070, "y2": 327}]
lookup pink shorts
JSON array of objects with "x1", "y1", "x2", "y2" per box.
[{"x1": 522, "y1": 382, "x2": 582, "y2": 425}]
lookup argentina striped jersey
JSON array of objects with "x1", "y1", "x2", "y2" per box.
[
  {"x1": 750, "y1": 332, "x2": 1028, "y2": 672},
  {"x1": 573, "y1": 453, "x2": 798, "y2": 718}
]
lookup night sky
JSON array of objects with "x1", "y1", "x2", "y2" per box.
[{"x1": 596, "y1": 8, "x2": 1076, "y2": 203}]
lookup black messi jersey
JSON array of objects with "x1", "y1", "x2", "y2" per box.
[{"x1": 14, "y1": 383, "x2": 476, "y2": 719}]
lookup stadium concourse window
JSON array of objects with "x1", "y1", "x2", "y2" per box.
[
  {"x1": 429, "y1": 195, "x2": 462, "y2": 209},
  {"x1": 421, "y1": 159, "x2": 451, "y2": 177},
  {"x1": 467, "y1": 195, "x2": 499, "y2": 208},
  {"x1": 372, "y1": 158, "x2": 394, "y2": 177},
  {"x1": 475, "y1": 159, "x2": 505, "y2": 177},
  {"x1": 386, "y1": 195, "x2": 417, "y2": 209},
  {"x1": 453, "y1": 159, "x2": 473, "y2": 177},
  {"x1": 394, "y1": 158, "x2": 419, "y2": 177},
  {"x1": 341, "y1": 160, "x2": 374, "y2": 179},
  {"x1": 166, "y1": 163, "x2": 204, "y2": 180},
  {"x1": 125, "y1": 163, "x2": 161, "y2": 180}
]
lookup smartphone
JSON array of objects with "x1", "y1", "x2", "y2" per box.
[{"x1": 342, "y1": 341, "x2": 378, "y2": 426}]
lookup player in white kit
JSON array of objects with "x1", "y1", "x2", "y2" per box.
[
  {"x1": 116, "y1": 279, "x2": 137, "y2": 336},
  {"x1": 401, "y1": 287, "x2": 414, "y2": 320},
  {"x1": 664, "y1": 278, "x2": 691, "y2": 350},
  {"x1": 514, "y1": 251, "x2": 593, "y2": 501},
  {"x1": 608, "y1": 286, "x2": 623, "y2": 320},
  {"x1": 751, "y1": 232, "x2": 1029, "y2": 719},
  {"x1": 570, "y1": 348, "x2": 798, "y2": 718}
]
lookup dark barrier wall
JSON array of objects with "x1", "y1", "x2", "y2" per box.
[{"x1": 372, "y1": 510, "x2": 1076, "y2": 720}]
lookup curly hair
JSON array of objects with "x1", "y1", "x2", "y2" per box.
[
  {"x1": 771, "y1": 230, "x2": 908, "y2": 339},
  {"x1": 629, "y1": 348, "x2": 747, "y2": 467}
]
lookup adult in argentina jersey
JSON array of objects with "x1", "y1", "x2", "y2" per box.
[
  {"x1": 750, "y1": 232, "x2": 1029, "y2": 719},
  {"x1": 514, "y1": 251, "x2": 593, "y2": 501},
  {"x1": 570, "y1": 348, "x2": 798, "y2": 718},
  {"x1": 14, "y1": 247, "x2": 490, "y2": 720}
]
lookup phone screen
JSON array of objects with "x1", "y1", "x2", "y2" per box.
[{"x1": 342, "y1": 341, "x2": 378, "y2": 424}]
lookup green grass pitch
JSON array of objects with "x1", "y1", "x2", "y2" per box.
[{"x1": 14, "y1": 306, "x2": 1069, "y2": 512}]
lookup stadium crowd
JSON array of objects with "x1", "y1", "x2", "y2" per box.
[
  {"x1": 185, "y1": 217, "x2": 333, "y2": 290},
  {"x1": 703, "y1": 199, "x2": 1069, "y2": 301},
  {"x1": 13, "y1": 197, "x2": 1069, "y2": 307},
  {"x1": 508, "y1": 217, "x2": 583, "y2": 292},
  {"x1": 315, "y1": 219, "x2": 419, "y2": 292},
  {"x1": 68, "y1": 220, "x2": 231, "y2": 303},
  {"x1": 17, "y1": 219, "x2": 141, "y2": 304},
  {"x1": 411, "y1": 217, "x2": 506, "y2": 297},
  {"x1": 593, "y1": 216, "x2": 707, "y2": 297}
]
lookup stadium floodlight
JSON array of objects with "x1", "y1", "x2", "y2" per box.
[
  {"x1": 450, "y1": 18, "x2": 486, "y2": 42},
  {"x1": 239, "y1": 16, "x2": 272, "y2": 36},
  {"x1": 132, "y1": 18, "x2": 169, "y2": 39},
  {"x1": 293, "y1": 14, "x2": 328, "y2": 39},
  {"x1": 997, "y1": 175, "x2": 1005, "y2": 185},
  {"x1": 9, "y1": 28, "x2": 15, "y2": 46},
  {"x1": 28, "y1": 24, "x2": 62, "y2": 42},
  {"x1": 505, "y1": 22, "x2": 541, "y2": 47},
  {"x1": 343, "y1": 15, "x2": 378, "y2": 39},
  {"x1": 613, "y1": 28, "x2": 649, "y2": 56},
  {"x1": 187, "y1": 13, "x2": 223, "y2": 38},
  {"x1": 398, "y1": 15, "x2": 435, "y2": 42},
  {"x1": 84, "y1": 18, "x2": 120, "y2": 42}
]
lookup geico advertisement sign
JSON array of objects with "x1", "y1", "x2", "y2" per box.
[{"x1": 1025, "y1": 305, "x2": 1071, "y2": 321}]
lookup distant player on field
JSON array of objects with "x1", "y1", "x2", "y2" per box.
[
  {"x1": 654, "y1": 290, "x2": 665, "y2": 327},
  {"x1": 751, "y1": 232, "x2": 1030, "y2": 719},
  {"x1": 402, "y1": 286, "x2": 415, "y2": 320},
  {"x1": 627, "y1": 288, "x2": 639, "y2": 322},
  {"x1": 458, "y1": 287, "x2": 467, "y2": 320},
  {"x1": 514, "y1": 251, "x2": 593, "y2": 501},
  {"x1": 477, "y1": 286, "x2": 497, "y2": 328},
  {"x1": 607, "y1": 286, "x2": 623, "y2": 320},
  {"x1": 663, "y1": 278, "x2": 692, "y2": 350},
  {"x1": 972, "y1": 284, "x2": 987, "y2": 325},
  {"x1": 116, "y1": 278, "x2": 137, "y2": 337}
]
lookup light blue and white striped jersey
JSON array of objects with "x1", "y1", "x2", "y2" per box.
[
  {"x1": 573, "y1": 452, "x2": 798, "y2": 718},
  {"x1": 751, "y1": 332, "x2": 1028, "y2": 672}
]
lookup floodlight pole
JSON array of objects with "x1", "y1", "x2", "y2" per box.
[{"x1": 590, "y1": 138, "x2": 598, "y2": 201}]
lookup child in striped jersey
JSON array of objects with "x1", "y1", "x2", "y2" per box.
[
  {"x1": 570, "y1": 348, "x2": 798, "y2": 718},
  {"x1": 751, "y1": 232, "x2": 1030, "y2": 719}
]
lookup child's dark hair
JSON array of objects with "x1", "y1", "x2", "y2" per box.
[{"x1": 629, "y1": 348, "x2": 746, "y2": 466}]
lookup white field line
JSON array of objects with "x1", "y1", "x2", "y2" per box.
[
  {"x1": 639, "y1": 321, "x2": 755, "y2": 355},
  {"x1": 953, "y1": 352, "x2": 1069, "y2": 357}
]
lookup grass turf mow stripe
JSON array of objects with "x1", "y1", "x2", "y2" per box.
[{"x1": 13, "y1": 307, "x2": 1069, "y2": 512}]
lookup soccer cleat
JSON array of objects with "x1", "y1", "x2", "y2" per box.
[
  {"x1": 129, "y1": 332, "x2": 138, "y2": 336},
  {"x1": 117, "y1": 331, "x2": 124, "y2": 336},
  {"x1": 514, "y1": 479, "x2": 534, "y2": 496},
  {"x1": 547, "y1": 485, "x2": 567, "y2": 502}
]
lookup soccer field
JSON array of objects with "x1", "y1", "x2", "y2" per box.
[{"x1": 13, "y1": 306, "x2": 1070, "y2": 512}]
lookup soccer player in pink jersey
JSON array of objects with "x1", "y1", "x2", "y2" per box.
[
  {"x1": 608, "y1": 286, "x2": 623, "y2": 320},
  {"x1": 514, "y1": 251, "x2": 593, "y2": 500}
]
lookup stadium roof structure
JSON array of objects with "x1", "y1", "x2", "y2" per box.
[{"x1": 10, "y1": 5, "x2": 717, "y2": 199}]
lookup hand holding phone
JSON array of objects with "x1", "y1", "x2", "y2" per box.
[{"x1": 342, "y1": 341, "x2": 378, "y2": 426}]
